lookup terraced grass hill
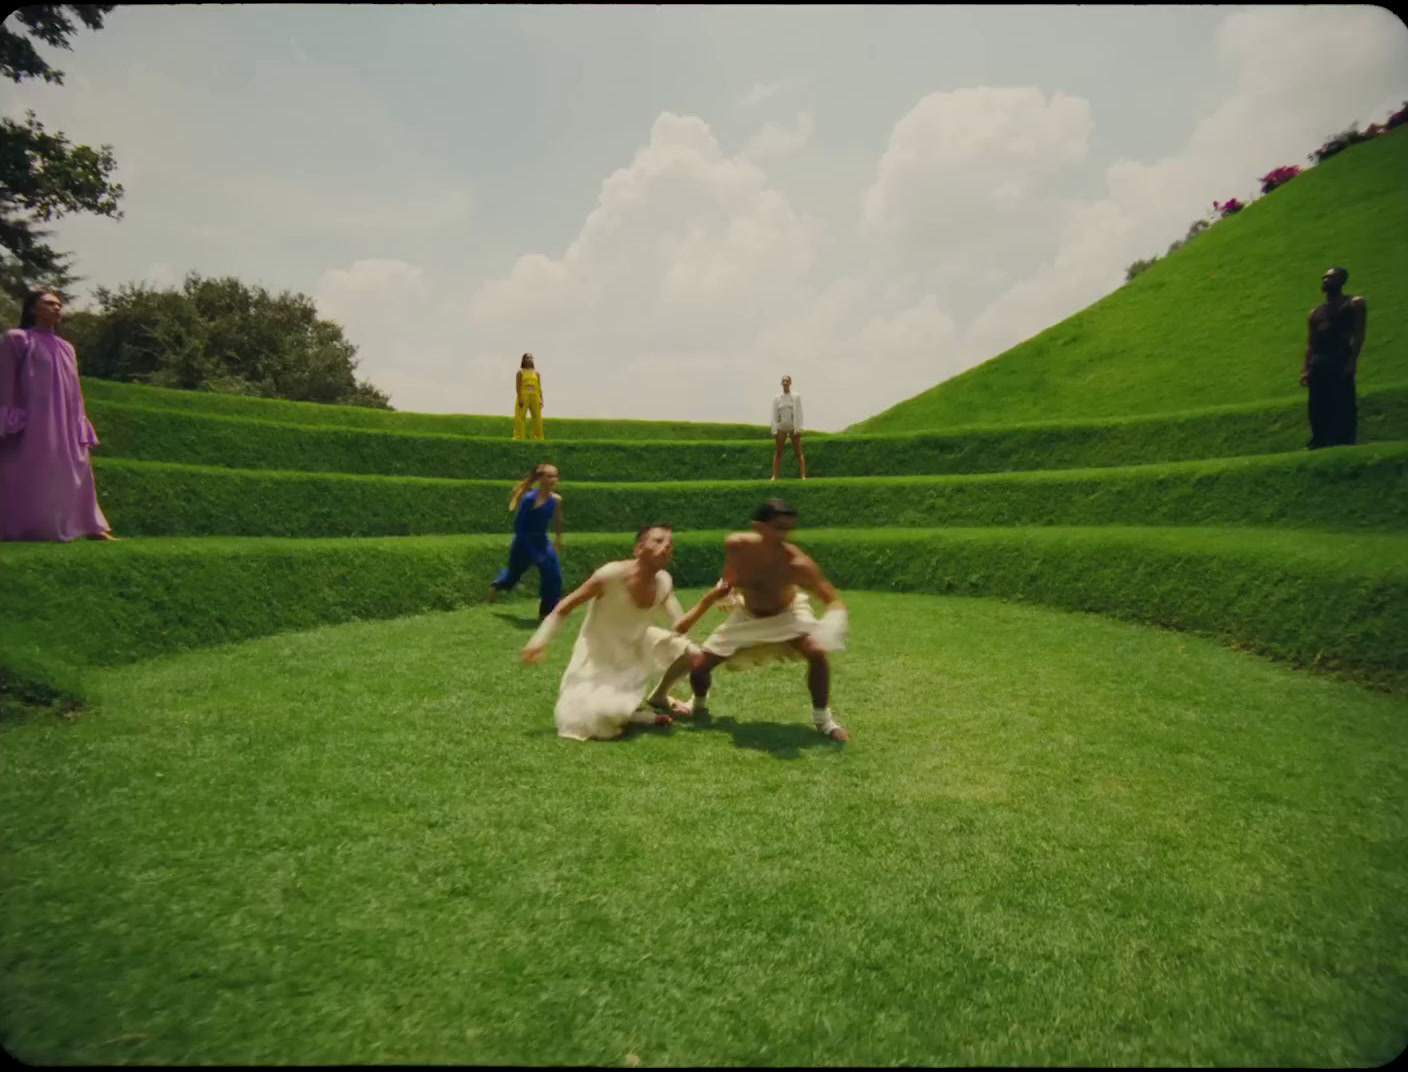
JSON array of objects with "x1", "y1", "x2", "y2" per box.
[
  {"x1": 3, "y1": 120, "x2": 1406, "y2": 1072},
  {"x1": 852, "y1": 128, "x2": 1408, "y2": 433},
  {"x1": 3, "y1": 126, "x2": 1407, "y2": 711}
]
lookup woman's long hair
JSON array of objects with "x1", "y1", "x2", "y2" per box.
[
  {"x1": 520, "y1": 352, "x2": 535, "y2": 370},
  {"x1": 508, "y1": 463, "x2": 545, "y2": 511},
  {"x1": 18, "y1": 290, "x2": 57, "y2": 330}
]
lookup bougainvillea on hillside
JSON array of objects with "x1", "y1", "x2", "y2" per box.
[
  {"x1": 1259, "y1": 165, "x2": 1302, "y2": 194},
  {"x1": 1213, "y1": 198, "x2": 1245, "y2": 219}
]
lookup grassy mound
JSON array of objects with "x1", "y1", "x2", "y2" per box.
[
  {"x1": 5, "y1": 527, "x2": 1405, "y2": 702},
  {"x1": 853, "y1": 130, "x2": 1408, "y2": 432},
  {"x1": 83, "y1": 385, "x2": 1408, "y2": 482},
  {"x1": 84, "y1": 442, "x2": 1408, "y2": 538},
  {"x1": 77, "y1": 377, "x2": 771, "y2": 441},
  {"x1": 3, "y1": 594, "x2": 1404, "y2": 1065}
]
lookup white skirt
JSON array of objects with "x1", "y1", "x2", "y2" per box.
[
  {"x1": 555, "y1": 626, "x2": 695, "y2": 741},
  {"x1": 700, "y1": 591, "x2": 832, "y2": 671}
]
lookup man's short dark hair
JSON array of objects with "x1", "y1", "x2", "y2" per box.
[
  {"x1": 1328, "y1": 266, "x2": 1349, "y2": 285},
  {"x1": 751, "y1": 499, "x2": 798, "y2": 524},
  {"x1": 636, "y1": 522, "x2": 672, "y2": 542}
]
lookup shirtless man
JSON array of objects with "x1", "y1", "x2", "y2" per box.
[
  {"x1": 662, "y1": 498, "x2": 851, "y2": 741},
  {"x1": 1300, "y1": 267, "x2": 1367, "y2": 449}
]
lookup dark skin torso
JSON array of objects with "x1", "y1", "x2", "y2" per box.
[
  {"x1": 1305, "y1": 293, "x2": 1366, "y2": 376},
  {"x1": 722, "y1": 533, "x2": 838, "y2": 617}
]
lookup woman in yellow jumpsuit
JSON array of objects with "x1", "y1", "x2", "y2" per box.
[{"x1": 514, "y1": 352, "x2": 545, "y2": 441}]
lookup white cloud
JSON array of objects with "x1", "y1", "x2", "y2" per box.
[
  {"x1": 469, "y1": 112, "x2": 823, "y2": 353},
  {"x1": 743, "y1": 111, "x2": 814, "y2": 160},
  {"x1": 861, "y1": 86, "x2": 1094, "y2": 241},
  {"x1": 740, "y1": 82, "x2": 780, "y2": 107},
  {"x1": 314, "y1": 259, "x2": 449, "y2": 402},
  {"x1": 449, "y1": 111, "x2": 975, "y2": 428},
  {"x1": 748, "y1": 280, "x2": 963, "y2": 430},
  {"x1": 960, "y1": 5, "x2": 1408, "y2": 367}
]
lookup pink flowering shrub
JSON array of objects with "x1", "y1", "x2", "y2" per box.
[
  {"x1": 1213, "y1": 198, "x2": 1245, "y2": 219},
  {"x1": 1259, "y1": 165, "x2": 1301, "y2": 194}
]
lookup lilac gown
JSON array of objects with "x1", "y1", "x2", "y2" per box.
[{"x1": 0, "y1": 327, "x2": 111, "y2": 541}]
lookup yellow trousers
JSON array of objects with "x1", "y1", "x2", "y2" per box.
[{"x1": 514, "y1": 393, "x2": 543, "y2": 440}]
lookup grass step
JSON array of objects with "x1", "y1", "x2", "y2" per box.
[
  {"x1": 84, "y1": 442, "x2": 1408, "y2": 538},
  {"x1": 83, "y1": 384, "x2": 1408, "y2": 482},
  {"x1": 4, "y1": 526, "x2": 1405, "y2": 703}
]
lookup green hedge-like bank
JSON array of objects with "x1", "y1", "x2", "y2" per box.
[
  {"x1": 77, "y1": 377, "x2": 772, "y2": 441},
  {"x1": 88, "y1": 442, "x2": 1408, "y2": 538},
  {"x1": 83, "y1": 384, "x2": 1408, "y2": 483},
  {"x1": 3, "y1": 527, "x2": 1406, "y2": 703}
]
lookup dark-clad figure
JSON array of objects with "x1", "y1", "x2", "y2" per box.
[{"x1": 1300, "y1": 267, "x2": 1367, "y2": 449}]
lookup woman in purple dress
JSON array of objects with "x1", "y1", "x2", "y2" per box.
[{"x1": 0, "y1": 290, "x2": 115, "y2": 541}]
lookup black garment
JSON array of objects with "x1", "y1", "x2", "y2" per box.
[
  {"x1": 1305, "y1": 297, "x2": 1359, "y2": 449},
  {"x1": 1306, "y1": 362, "x2": 1356, "y2": 448}
]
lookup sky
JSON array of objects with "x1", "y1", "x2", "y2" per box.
[{"x1": 7, "y1": 4, "x2": 1408, "y2": 430}]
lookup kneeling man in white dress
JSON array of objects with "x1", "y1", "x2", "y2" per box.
[{"x1": 520, "y1": 522, "x2": 731, "y2": 741}]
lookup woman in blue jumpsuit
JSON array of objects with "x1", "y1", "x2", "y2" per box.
[{"x1": 489, "y1": 463, "x2": 564, "y2": 620}]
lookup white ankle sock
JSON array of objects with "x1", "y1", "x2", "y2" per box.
[{"x1": 813, "y1": 706, "x2": 841, "y2": 734}]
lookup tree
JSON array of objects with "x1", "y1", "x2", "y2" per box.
[
  {"x1": 1166, "y1": 216, "x2": 1211, "y2": 256},
  {"x1": 81, "y1": 273, "x2": 393, "y2": 409},
  {"x1": 1125, "y1": 256, "x2": 1158, "y2": 283},
  {"x1": 1, "y1": 5, "x2": 123, "y2": 299}
]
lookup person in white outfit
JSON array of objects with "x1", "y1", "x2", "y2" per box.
[
  {"x1": 770, "y1": 375, "x2": 807, "y2": 481},
  {"x1": 520, "y1": 522, "x2": 732, "y2": 741}
]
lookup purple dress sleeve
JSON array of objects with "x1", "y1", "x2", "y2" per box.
[{"x1": 0, "y1": 329, "x2": 28, "y2": 435}]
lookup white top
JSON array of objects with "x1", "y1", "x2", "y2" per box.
[{"x1": 771, "y1": 392, "x2": 803, "y2": 433}]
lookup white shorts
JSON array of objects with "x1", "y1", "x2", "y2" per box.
[{"x1": 774, "y1": 423, "x2": 796, "y2": 436}]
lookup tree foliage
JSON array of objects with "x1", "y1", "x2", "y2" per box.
[
  {"x1": 74, "y1": 273, "x2": 392, "y2": 409},
  {"x1": 1124, "y1": 256, "x2": 1158, "y2": 283},
  {"x1": 0, "y1": 4, "x2": 124, "y2": 299}
]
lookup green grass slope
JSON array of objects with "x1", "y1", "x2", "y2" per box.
[
  {"x1": 854, "y1": 130, "x2": 1408, "y2": 432},
  {"x1": 77, "y1": 377, "x2": 773, "y2": 441},
  {"x1": 82, "y1": 385, "x2": 1408, "y2": 482}
]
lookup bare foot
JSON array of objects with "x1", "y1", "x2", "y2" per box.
[
  {"x1": 89, "y1": 531, "x2": 118, "y2": 541},
  {"x1": 653, "y1": 713, "x2": 674, "y2": 727},
  {"x1": 647, "y1": 696, "x2": 692, "y2": 718}
]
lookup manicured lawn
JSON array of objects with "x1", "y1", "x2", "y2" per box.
[{"x1": 2, "y1": 591, "x2": 1405, "y2": 1066}]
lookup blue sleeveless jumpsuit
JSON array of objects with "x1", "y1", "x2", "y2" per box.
[{"x1": 491, "y1": 489, "x2": 563, "y2": 619}]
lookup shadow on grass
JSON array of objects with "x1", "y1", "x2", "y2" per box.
[
  {"x1": 491, "y1": 611, "x2": 541, "y2": 631},
  {"x1": 521, "y1": 719, "x2": 678, "y2": 743},
  {"x1": 518, "y1": 710, "x2": 838, "y2": 758},
  {"x1": 681, "y1": 712, "x2": 839, "y2": 759},
  {"x1": 0, "y1": 672, "x2": 84, "y2": 730}
]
